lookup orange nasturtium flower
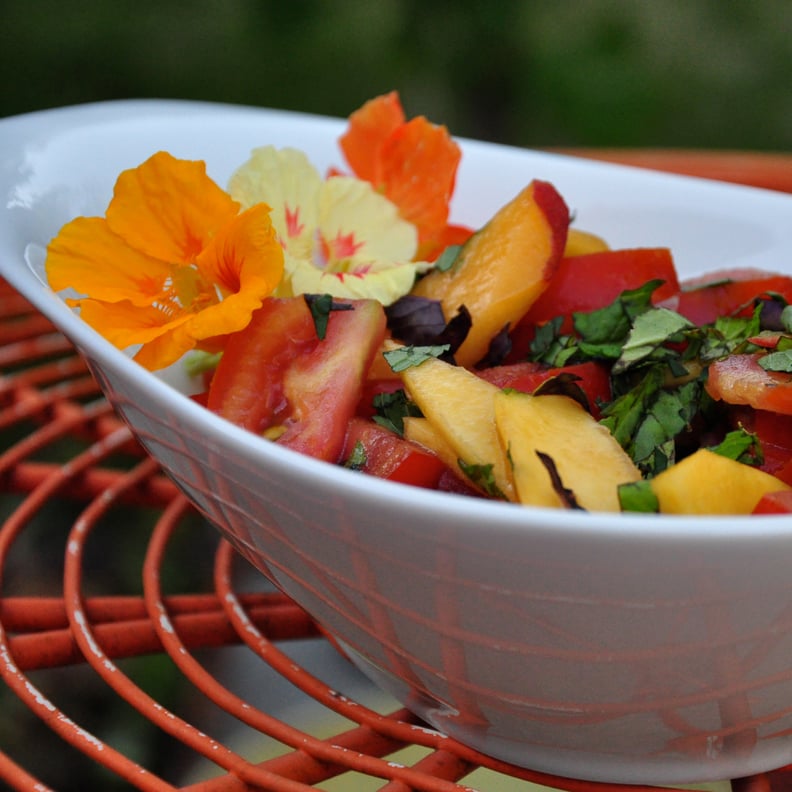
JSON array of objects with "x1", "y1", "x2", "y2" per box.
[
  {"x1": 45, "y1": 151, "x2": 284, "y2": 371},
  {"x1": 339, "y1": 91, "x2": 472, "y2": 260}
]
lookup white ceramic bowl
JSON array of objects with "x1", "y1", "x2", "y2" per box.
[{"x1": 3, "y1": 100, "x2": 792, "y2": 785}]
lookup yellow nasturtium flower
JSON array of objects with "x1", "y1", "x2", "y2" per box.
[
  {"x1": 45, "y1": 151, "x2": 284, "y2": 370},
  {"x1": 228, "y1": 146, "x2": 427, "y2": 305}
]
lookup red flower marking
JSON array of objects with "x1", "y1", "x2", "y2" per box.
[{"x1": 284, "y1": 204, "x2": 304, "y2": 238}]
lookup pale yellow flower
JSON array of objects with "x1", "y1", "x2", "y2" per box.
[{"x1": 228, "y1": 146, "x2": 424, "y2": 305}]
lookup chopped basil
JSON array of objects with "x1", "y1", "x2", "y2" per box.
[
  {"x1": 457, "y1": 459, "x2": 504, "y2": 498},
  {"x1": 709, "y1": 427, "x2": 763, "y2": 466},
  {"x1": 533, "y1": 373, "x2": 591, "y2": 413},
  {"x1": 383, "y1": 344, "x2": 451, "y2": 372},
  {"x1": 618, "y1": 480, "x2": 659, "y2": 513},
  {"x1": 758, "y1": 349, "x2": 792, "y2": 373},
  {"x1": 434, "y1": 243, "x2": 464, "y2": 272},
  {"x1": 183, "y1": 349, "x2": 222, "y2": 376},
  {"x1": 536, "y1": 451, "x2": 585, "y2": 510},
  {"x1": 371, "y1": 389, "x2": 422, "y2": 436},
  {"x1": 384, "y1": 296, "x2": 471, "y2": 357},
  {"x1": 344, "y1": 440, "x2": 367, "y2": 471},
  {"x1": 612, "y1": 307, "x2": 693, "y2": 374},
  {"x1": 474, "y1": 322, "x2": 512, "y2": 369},
  {"x1": 304, "y1": 293, "x2": 353, "y2": 340}
]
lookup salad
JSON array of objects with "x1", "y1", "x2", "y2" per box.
[{"x1": 44, "y1": 93, "x2": 792, "y2": 516}]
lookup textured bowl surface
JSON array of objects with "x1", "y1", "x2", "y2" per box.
[{"x1": 3, "y1": 100, "x2": 792, "y2": 784}]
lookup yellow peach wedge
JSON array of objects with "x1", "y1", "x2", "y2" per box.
[
  {"x1": 395, "y1": 351, "x2": 515, "y2": 500},
  {"x1": 649, "y1": 448, "x2": 792, "y2": 515},
  {"x1": 493, "y1": 389, "x2": 641, "y2": 512}
]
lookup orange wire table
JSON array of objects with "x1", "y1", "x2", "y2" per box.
[{"x1": 3, "y1": 151, "x2": 792, "y2": 791}]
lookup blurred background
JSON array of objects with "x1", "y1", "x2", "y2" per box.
[{"x1": 2, "y1": 0, "x2": 791, "y2": 152}]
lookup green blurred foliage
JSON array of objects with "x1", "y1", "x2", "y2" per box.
[{"x1": 2, "y1": 0, "x2": 791, "y2": 150}]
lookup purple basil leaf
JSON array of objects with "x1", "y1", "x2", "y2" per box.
[{"x1": 385, "y1": 296, "x2": 471, "y2": 358}]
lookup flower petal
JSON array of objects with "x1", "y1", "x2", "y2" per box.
[
  {"x1": 228, "y1": 146, "x2": 321, "y2": 261},
  {"x1": 106, "y1": 151, "x2": 240, "y2": 263},
  {"x1": 46, "y1": 216, "x2": 174, "y2": 306},
  {"x1": 378, "y1": 117, "x2": 461, "y2": 249},
  {"x1": 339, "y1": 91, "x2": 405, "y2": 183},
  {"x1": 189, "y1": 204, "x2": 285, "y2": 340},
  {"x1": 285, "y1": 253, "x2": 420, "y2": 305},
  {"x1": 318, "y1": 177, "x2": 416, "y2": 264}
]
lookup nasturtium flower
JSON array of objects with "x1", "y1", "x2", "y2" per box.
[
  {"x1": 228, "y1": 145, "x2": 426, "y2": 305},
  {"x1": 45, "y1": 151, "x2": 284, "y2": 370},
  {"x1": 339, "y1": 91, "x2": 472, "y2": 261}
]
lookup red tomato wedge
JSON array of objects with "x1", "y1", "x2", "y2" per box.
[
  {"x1": 518, "y1": 248, "x2": 679, "y2": 330},
  {"x1": 706, "y1": 353, "x2": 792, "y2": 416},
  {"x1": 509, "y1": 248, "x2": 679, "y2": 358},
  {"x1": 207, "y1": 297, "x2": 386, "y2": 463},
  {"x1": 753, "y1": 490, "x2": 792, "y2": 514},
  {"x1": 727, "y1": 406, "x2": 792, "y2": 484},
  {"x1": 675, "y1": 268, "x2": 792, "y2": 326},
  {"x1": 342, "y1": 417, "x2": 448, "y2": 489}
]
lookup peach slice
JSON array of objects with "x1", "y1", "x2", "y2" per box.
[
  {"x1": 493, "y1": 389, "x2": 641, "y2": 512},
  {"x1": 396, "y1": 352, "x2": 515, "y2": 499},
  {"x1": 410, "y1": 180, "x2": 569, "y2": 368},
  {"x1": 650, "y1": 448, "x2": 791, "y2": 515}
]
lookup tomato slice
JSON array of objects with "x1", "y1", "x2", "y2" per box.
[
  {"x1": 342, "y1": 417, "x2": 448, "y2": 489},
  {"x1": 753, "y1": 490, "x2": 792, "y2": 514},
  {"x1": 675, "y1": 268, "x2": 792, "y2": 326},
  {"x1": 208, "y1": 297, "x2": 386, "y2": 463},
  {"x1": 518, "y1": 247, "x2": 678, "y2": 328},
  {"x1": 706, "y1": 353, "x2": 792, "y2": 416},
  {"x1": 477, "y1": 360, "x2": 611, "y2": 418},
  {"x1": 728, "y1": 406, "x2": 792, "y2": 484}
]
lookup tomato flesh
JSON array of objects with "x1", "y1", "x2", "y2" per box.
[
  {"x1": 208, "y1": 297, "x2": 386, "y2": 463},
  {"x1": 511, "y1": 247, "x2": 679, "y2": 352},
  {"x1": 343, "y1": 417, "x2": 448, "y2": 488},
  {"x1": 706, "y1": 353, "x2": 792, "y2": 416},
  {"x1": 675, "y1": 269, "x2": 792, "y2": 326},
  {"x1": 753, "y1": 490, "x2": 792, "y2": 514}
]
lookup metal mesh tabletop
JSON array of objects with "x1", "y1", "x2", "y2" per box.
[{"x1": 3, "y1": 151, "x2": 792, "y2": 791}]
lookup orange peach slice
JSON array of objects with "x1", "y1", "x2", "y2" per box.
[{"x1": 410, "y1": 180, "x2": 569, "y2": 368}]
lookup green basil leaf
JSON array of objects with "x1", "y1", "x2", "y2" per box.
[
  {"x1": 709, "y1": 428, "x2": 763, "y2": 466},
  {"x1": 457, "y1": 459, "x2": 504, "y2": 498},
  {"x1": 304, "y1": 293, "x2": 353, "y2": 340},
  {"x1": 618, "y1": 480, "x2": 659, "y2": 513},
  {"x1": 383, "y1": 344, "x2": 451, "y2": 372},
  {"x1": 434, "y1": 244, "x2": 463, "y2": 272},
  {"x1": 371, "y1": 389, "x2": 422, "y2": 436},
  {"x1": 758, "y1": 349, "x2": 792, "y2": 373},
  {"x1": 612, "y1": 308, "x2": 693, "y2": 373},
  {"x1": 343, "y1": 440, "x2": 367, "y2": 471}
]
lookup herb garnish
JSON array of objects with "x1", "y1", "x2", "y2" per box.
[
  {"x1": 383, "y1": 344, "x2": 451, "y2": 372},
  {"x1": 457, "y1": 459, "x2": 504, "y2": 498},
  {"x1": 304, "y1": 293, "x2": 354, "y2": 340},
  {"x1": 434, "y1": 244, "x2": 464, "y2": 273},
  {"x1": 372, "y1": 389, "x2": 422, "y2": 436},
  {"x1": 344, "y1": 440, "x2": 368, "y2": 470},
  {"x1": 526, "y1": 281, "x2": 776, "y2": 477}
]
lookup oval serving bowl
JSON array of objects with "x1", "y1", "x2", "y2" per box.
[{"x1": 2, "y1": 100, "x2": 792, "y2": 785}]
